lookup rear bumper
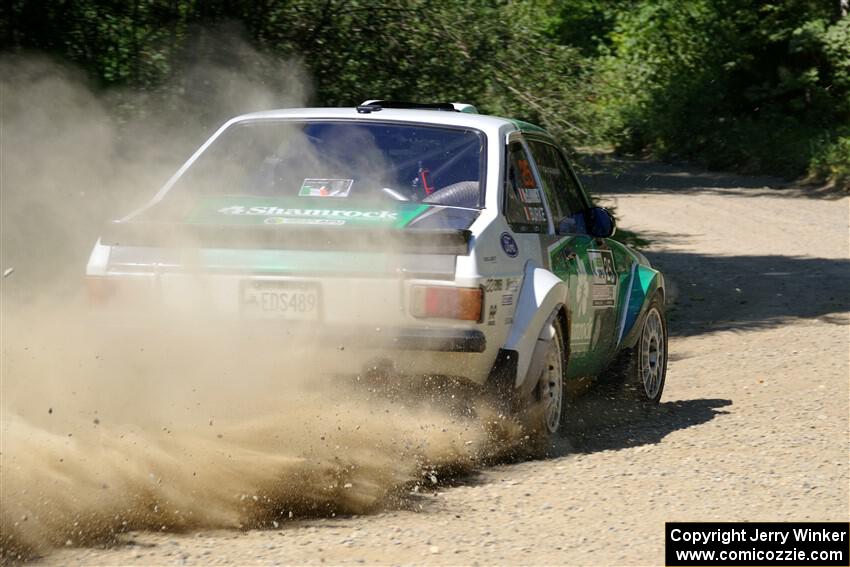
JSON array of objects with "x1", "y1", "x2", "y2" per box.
[
  {"x1": 86, "y1": 313, "x2": 495, "y2": 383},
  {"x1": 88, "y1": 313, "x2": 486, "y2": 353},
  {"x1": 333, "y1": 327, "x2": 486, "y2": 353}
]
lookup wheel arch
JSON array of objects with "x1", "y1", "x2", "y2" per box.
[
  {"x1": 502, "y1": 262, "x2": 570, "y2": 391},
  {"x1": 619, "y1": 265, "x2": 665, "y2": 350}
]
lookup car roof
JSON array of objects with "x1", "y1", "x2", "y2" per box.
[{"x1": 230, "y1": 107, "x2": 549, "y2": 136}]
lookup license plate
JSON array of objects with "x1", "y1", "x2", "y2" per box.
[{"x1": 241, "y1": 281, "x2": 320, "y2": 321}]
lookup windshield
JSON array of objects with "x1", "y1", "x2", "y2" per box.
[{"x1": 166, "y1": 120, "x2": 486, "y2": 210}]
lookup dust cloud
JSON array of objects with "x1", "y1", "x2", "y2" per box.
[
  {"x1": 0, "y1": 41, "x2": 527, "y2": 562},
  {"x1": 1, "y1": 32, "x2": 310, "y2": 299},
  {"x1": 1, "y1": 314, "x2": 523, "y2": 560}
]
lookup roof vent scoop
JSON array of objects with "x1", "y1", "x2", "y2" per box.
[
  {"x1": 358, "y1": 100, "x2": 478, "y2": 113},
  {"x1": 451, "y1": 103, "x2": 478, "y2": 114},
  {"x1": 356, "y1": 103, "x2": 382, "y2": 114}
]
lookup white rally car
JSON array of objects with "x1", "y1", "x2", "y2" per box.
[{"x1": 86, "y1": 100, "x2": 668, "y2": 437}]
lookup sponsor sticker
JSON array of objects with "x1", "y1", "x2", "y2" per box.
[
  {"x1": 592, "y1": 285, "x2": 616, "y2": 306},
  {"x1": 523, "y1": 206, "x2": 546, "y2": 223},
  {"x1": 588, "y1": 249, "x2": 617, "y2": 285},
  {"x1": 500, "y1": 232, "x2": 519, "y2": 258},
  {"x1": 299, "y1": 178, "x2": 354, "y2": 198},
  {"x1": 519, "y1": 187, "x2": 542, "y2": 203},
  {"x1": 217, "y1": 205, "x2": 398, "y2": 221},
  {"x1": 264, "y1": 217, "x2": 345, "y2": 226},
  {"x1": 588, "y1": 249, "x2": 618, "y2": 306},
  {"x1": 187, "y1": 196, "x2": 430, "y2": 228}
]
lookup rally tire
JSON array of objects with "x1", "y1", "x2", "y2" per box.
[
  {"x1": 535, "y1": 319, "x2": 568, "y2": 437},
  {"x1": 619, "y1": 294, "x2": 668, "y2": 404}
]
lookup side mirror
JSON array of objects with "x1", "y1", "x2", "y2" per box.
[{"x1": 587, "y1": 207, "x2": 616, "y2": 238}]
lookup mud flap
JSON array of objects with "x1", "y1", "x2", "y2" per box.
[{"x1": 485, "y1": 348, "x2": 520, "y2": 412}]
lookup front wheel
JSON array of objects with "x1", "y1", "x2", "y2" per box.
[{"x1": 624, "y1": 295, "x2": 668, "y2": 403}]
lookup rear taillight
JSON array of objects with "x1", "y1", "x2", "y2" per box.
[
  {"x1": 410, "y1": 286, "x2": 483, "y2": 321},
  {"x1": 86, "y1": 276, "x2": 117, "y2": 303},
  {"x1": 86, "y1": 276, "x2": 152, "y2": 304}
]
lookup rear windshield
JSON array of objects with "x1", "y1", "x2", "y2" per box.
[{"x1": 166, "y1": 120, "x2": 486, "y2": 210}]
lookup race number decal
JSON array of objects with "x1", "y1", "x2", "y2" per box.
[
  {"x1": 588, "y1": 249, "x2": 617, "y2": 306},
  {"x1": 517, "y1": 159, "x2": 536, "y2": 188}
]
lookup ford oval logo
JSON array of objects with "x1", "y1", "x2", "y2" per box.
[{"x1": 500, "y1": 232, "x2": 519, "y2": 258}]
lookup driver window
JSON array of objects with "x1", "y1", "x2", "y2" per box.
[
  {"x1": 527, "y1": 141, "x2": 588, "y2": 234},
  {"x1": 504, "y1": 142, "x2": 548, "y2": 233}
]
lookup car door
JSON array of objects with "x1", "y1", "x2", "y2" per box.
[
  {"x1": 525, "y1": 138, "x2": 620, "y2": 378},
  {"x1": 558, "y1": 152, "x2": 638, "y2": 363}
]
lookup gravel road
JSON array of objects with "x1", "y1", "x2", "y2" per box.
[{"x1": 39, "y1": 158, "x2": 849, "y2": 566}]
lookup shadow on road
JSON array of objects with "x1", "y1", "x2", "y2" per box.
[
  {"x1": 561, "y1": 393, "x2": 732, "y2": 455},
  {"x1": 647, "y1": 251, "x2": 850, "y2": 337}
]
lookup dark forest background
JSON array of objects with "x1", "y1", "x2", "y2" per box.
[{"x1": 2, "y1": 0, "x2": 849, "y2": 187}]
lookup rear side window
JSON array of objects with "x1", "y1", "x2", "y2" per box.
[
  {"x1": 504, "y1": 142, "x2": 548, "y2": 233},
  {"x1": 527, "y1": 141, "x2": 587, "y2": 233}
]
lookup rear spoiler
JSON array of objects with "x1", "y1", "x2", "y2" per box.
[{"x1": 100, "y1": 221, "x2": 471, "y2": 255}]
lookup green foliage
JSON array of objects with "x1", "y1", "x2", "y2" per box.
[
  {"x1": 537, "y1": 0, "x2": 620, "y2": 55},
  {"x1": 3, "y1": 0, "x2": 192, "y2": 87},
  {"x1": 821, "y1": 16, "x2": 850, "y2": 93},
  {"x1": 590, "y1": 0, "x2": 849, "y2": 184},
  {"x1": 0, "y1": 0, "x2": 597, "y2": 148},
  {"x1": 810, "y1": 133, "x2": 850, "y2": 186},
  {"x1": 1, "y1": 0, "x2": 848, "y2": 187}
]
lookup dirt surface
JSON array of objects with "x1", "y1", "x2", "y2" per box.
[{"x1": 34, "y1": 157, "x2": 850, "y2": 565}]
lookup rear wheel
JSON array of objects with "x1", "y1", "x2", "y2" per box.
[{"x1": 536, "y1": 320, "x2": 567, "y2": 436}]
